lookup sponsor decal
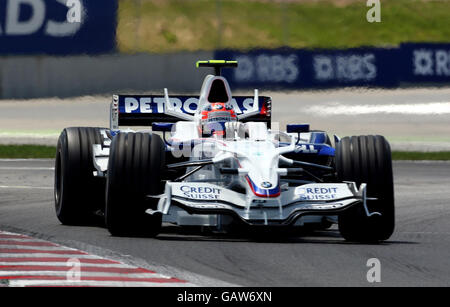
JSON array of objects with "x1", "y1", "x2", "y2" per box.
[
  {"x1": 180, "y1": 186, "x2": 222, "y2": 200},
  {"x1": 261, "y1": 182, "x2": 273, "y2": 188},
  {"x1": 218, "y1": 44, "x2": 450, "y2": 89},
  {"x1": 313, "y1": 53, "x2": 377, "y2": 82},
  {"x1": 0, "y1": 0, "x2": 116, "y2": 55},
  {"x1": 120, "y1": 96, "x2": 261, "y2": 115},
  {"x1": 295, "y1": 144, "x2": 318, "y2": 154},
  {"x1": 234, "y1": 54, "x2": 299, "y2": 83},
  {"x1": 0, "y1": 0, "x2": 83, "y2": 37},
  {"x1": 246, "y1": 176, "x2": 281, "y2": 198},
  {"x1": 413, "y1": 48, "x2": 450, "y2": 77},
  {"x1": 252, "y1": 199, "x2": 267, "y2": 204},
  {"x1": 217, "y1": 48, "x2": 397, "y2": 88},
  {"x1": 295, "y1": 186, "x2": 339, "y2": 200}
]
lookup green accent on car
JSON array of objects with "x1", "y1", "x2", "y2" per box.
[{"x1": 196, "y1": 60, "x2": 238, "y2": 68}]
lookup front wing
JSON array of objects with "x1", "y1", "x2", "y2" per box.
[{"x1": 148, "y1": 182, "x2": 375, "y2": 226}]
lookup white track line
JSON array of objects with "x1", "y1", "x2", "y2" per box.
[
  {"x1": 7, "y1": 280, "x2": 189, "y2": 287},
  {"x1": 0, "y1": 159, "x2": 53, "y2": 162},
  {"x1": 0, "y1": 271, "x2": 170, "y2": 278},
  {"x1": 0, "y1": 167, "x2": 54, "y2": 171},
  {"x1": 0, "y1": 186, "x2": 53, "y2": 190},
  {"x1": 306, "y1": 102, "x2": 450, "y2": 116},
  {"x1": 0, "y1": 244, "x2": 87, "y2": 251},
  {"x1": 0, "y1": 253, "x2": 104, "y2": 259},
  {"x1": 0, "y1": 238, "x2": 54, "y2": 243},
  {"x1": 0, "y1": 245, "x2": 71, "y2": 251},
  {"x1": 0, "y1": 262, "x2": 133, "y2": 268}
]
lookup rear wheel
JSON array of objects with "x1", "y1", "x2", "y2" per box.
[
  {"x1": 105, "y1": 132, "x2": 165, "y2": 237},
  {"x1": 336, "y1": 135, "x2": 395, "y2": 242},
  {"x1": 54, "y1": 127, "x2": 105, "y2": 225}
]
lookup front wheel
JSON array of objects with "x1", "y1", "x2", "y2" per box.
[
  {"x1": 105, "y1": 132, "x2": 165, "y2": 237},
  {"x1": 336, "y1": 135, "x2": 395, "y2": 242}
]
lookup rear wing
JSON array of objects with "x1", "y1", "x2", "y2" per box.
[{"x1": 110, "y1": 95, "x2": 272, "y2": 129}]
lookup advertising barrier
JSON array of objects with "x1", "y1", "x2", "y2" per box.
[
  {"x1": 0, "y1": 0, "x2": 117, "y2": 55},
  {"x1": 400, "y1": 43, "x2": 450, "y2": 84},
  {"x1": 216, "y1": 43, "x2": 450, "y2": 89}
]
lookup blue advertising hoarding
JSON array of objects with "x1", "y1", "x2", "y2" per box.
[
  {"x1": 400, "y1": 43, "x2": 450, "y2": 84},
  {"x1": 0, "y1": 0, "x2": 117, "y2": 55},
  {"x1": 216, "y1": 44, "x2": 450, "y2": 89}
]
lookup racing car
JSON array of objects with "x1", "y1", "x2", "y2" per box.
[{"x1": 54, "y1": 60, "x2": 395, "y2": 242}]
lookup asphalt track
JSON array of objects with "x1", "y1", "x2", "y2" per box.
[{"x1": 1, "y1": 159, "x2": 450, "y2": 286}]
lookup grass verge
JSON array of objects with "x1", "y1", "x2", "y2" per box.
[
  {"x1": 391, "y1": 151, "x2": 450, "y2": 161},
  {"x1": 118, "y1": 0, "x2": 450, "y2": 53},
  {"x1": 0, "y1": 145, "x2": 56, "y2": 159},
  {"x1": 1, "y1": 145, "x2": 450, "y2": 161}
]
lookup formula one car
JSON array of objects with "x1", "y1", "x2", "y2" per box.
[{"x1": 54, "y1": 60, "x2": 395, "y2": 242}]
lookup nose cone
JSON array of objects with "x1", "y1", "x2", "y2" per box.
[
  {"x1": 245, "y1": 176, "x2": 280, "y2": 198},
  {"x1": 228, "y1": 140, "x2": 281, "y2": 198}
]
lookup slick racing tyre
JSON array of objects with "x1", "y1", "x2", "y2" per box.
[
  {"x1": 336, "y1": 135, "x2": 395, "y2": 242},
  {"x1": 105, "y1": 132, "x2": 165, "y2": 237},
  {"x1": 55, "y1": 127, "x2": 105, "y2": 225}
]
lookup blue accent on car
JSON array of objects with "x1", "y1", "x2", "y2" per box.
[
  {"x1": 310, "y1": 132, "x2": 326, "y2": 144},
  {"x1": 152, "y1": 123, "x2": 174, "y2": 132},
  {"x1": 286, "y1": 124, "x2": 310, "y2": 133},
  {"x1": 278, "y1": 142, "x2": 335, "y2": 156},
  {"x1": 319, "y1": 146, "x2": 335, "y2": 156},
  {"x1": 246, "y1": 176, "x2": 280, "y2": 197}
]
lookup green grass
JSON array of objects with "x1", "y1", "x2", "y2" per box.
[
  {"x1": 391, "y1": 151, "x2": 450, "y2": 161},
  {"x1": 0, "y1": 145, "x2": 56, "y2": 159},
  {"x1": 117, "y1": 0, "x2": 450, "y2": 53},
  {"x1": 1, "y1": 145, "x2": 450, "y2": 160}
]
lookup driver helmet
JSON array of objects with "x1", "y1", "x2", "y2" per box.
[{"x1": 201, "y1": 102, "x2": 237, "y2": 136}]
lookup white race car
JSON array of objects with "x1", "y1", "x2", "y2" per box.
[{"x1": 54, "y1": 60, "x2": 395, "y2": 242}]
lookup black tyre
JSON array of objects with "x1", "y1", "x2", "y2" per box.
[
  {"x1": 336, "y1": 135, "x2": 395, "y2": 242},
  {"x1": 55, "y1": 127, "x2": 105, "y2": 225},
  {"x1": 105, "y1": 132, "x2": 165, "y2": 237}
]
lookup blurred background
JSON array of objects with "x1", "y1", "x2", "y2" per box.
[
  {"x1": 0, "y1": 0, "x2": 449, "y2": 154},
  {"x1": 118, "y1": 0, "x2": 450, "y2": 52}
]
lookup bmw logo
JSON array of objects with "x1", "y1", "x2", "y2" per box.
[{"x1": 261, "y1": 182, "x2": 273, "y2": 188}]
